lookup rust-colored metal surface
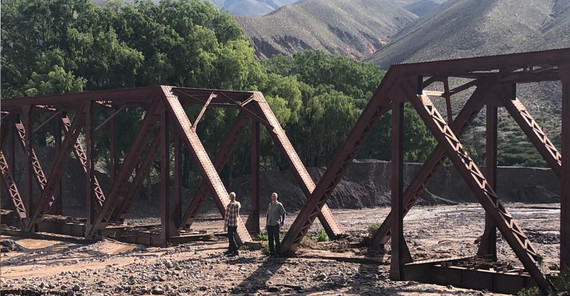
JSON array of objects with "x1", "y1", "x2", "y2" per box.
[
  {"x1": 0, "y1": 151, "x2": 27, "y2": 220},
  {"x1": 1, "y1": 84, "x2": 342, "y2": 248},
  {"x1": 2, "y1": 48, "x2": 569, "y2": 294},
  {"x1": 279, "y1": 48, "x2": 570, "y2": 294}
]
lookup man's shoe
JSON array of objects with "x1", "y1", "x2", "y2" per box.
[
  {"x1": 229, "y1": 250, "x2": 238, "y2": 257},
  {"x1": 224, "y1": 250, "x2": 232, "y2": 255}
]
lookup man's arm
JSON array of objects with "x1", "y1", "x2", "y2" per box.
[
  {"x1": 279, "y1": 204, "x2": 286, "y2": 226},
  {"x1": 224, "y1": 205, "x2": 229, "y2": 231}
]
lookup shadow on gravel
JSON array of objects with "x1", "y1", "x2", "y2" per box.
[{"x1": 231, "y1": 256, "x2": 287, "y2": 294}]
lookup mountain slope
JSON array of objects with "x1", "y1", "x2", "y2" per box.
[
  {"x1": 220, "y1": 0, "x2": 302, "y2": 16},
  {"x1": 236, "y1": 0, "x2": 418, "y2": 59},
  {"x1": 403, "y1": 0, "x2": 441, "y2": 17},
  {"x1": 367, "y1": 0, "x2": 570, "y2": 68},
  {"x1": 366, "y1": 0, "x2": 570, "y2": 164}
]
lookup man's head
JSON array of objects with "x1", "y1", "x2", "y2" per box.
[
  {"x1": 229, "y1": 192, "x2": 236, "y2": 201},
  {"x1": 271, "y1": 192, "x2": 278, "y2": 203}
]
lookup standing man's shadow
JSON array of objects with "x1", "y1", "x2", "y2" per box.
[{"x1": 231, "y1": 256, "x2": 288, "y2": 294}]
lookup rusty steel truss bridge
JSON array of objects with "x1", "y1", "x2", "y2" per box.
[{"x1": 1, "y1": 48, "x2": 570, "y2": 294}]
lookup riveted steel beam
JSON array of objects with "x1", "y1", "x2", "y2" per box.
[
  {"x1": 253, "y1": 92, "x2": 343, "y2": 240},
  {"x1": 28, "y1": 103, "x2": 89, "y2": 230},
  {"x1": 500, "y1": 94, "x2": 562, "y2": 177},
  {"x1": 477, "y1": 104, "x2": 498, "y2": 259},
  {"x1": 178, "y1": 111, "x2": 250, "y2": 230},
  {"x1": 162, "y1": 86, "x2": 251, "y2": 244},
  {"x1": 87, "y1": 101, "x2": 162, "y2": 238},
  {"x1": 369, "y1": 79, "x2": 494, "y2": 249},
  {"x1": 405, "y1": 84, "x2": 551, "y2": 294},
  {"x1": 280, "y1": 70, "x2": 399, "y2": 255}
]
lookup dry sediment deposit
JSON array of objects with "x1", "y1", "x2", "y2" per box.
[{"x1": 1, "y1": 203, "x2": 559, "y2": 295}]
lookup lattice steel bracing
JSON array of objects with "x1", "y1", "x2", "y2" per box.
[
  {"x1": 87, "y1": 101, "x2": 162, "y2": 237},
  {"x1": 61, "y1": 116, "x2": 107, "y2": 207},
  {"x1": 370, "y1": 80, "x2": 494, "y2": 248},
  {"x1": 407, "y1": 89, "x2": 550, "y2": 292},
  {"x1": 1, "y1": 84, "x2": 342, "y2": 247},
  {"x1": 178, "y1": 111, "x2": 250, "y2": 229},
  {"x1": 501, "y1": 95, "x2": 562, "y2": 176},
  {"x1": 0, "y1": 151, "x2": 27, "y2": 220},
  {"x1": 28, "y1": 104, "x2": 88, "y2": 230},
  {"x1": 279, "y1": 48, "x2": 570, "y2": 294}
]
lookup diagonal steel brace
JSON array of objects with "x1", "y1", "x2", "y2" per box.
[{"x1": 406, "y1": 83, "x2": 552, "y2": 294}]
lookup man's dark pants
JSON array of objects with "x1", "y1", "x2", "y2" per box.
[
  {"x1": 267, "y1": 225, "x2": 280, "y2": 254},
  {"x1": 228, "y1": 226, "x2": 238, "y2": 252}
]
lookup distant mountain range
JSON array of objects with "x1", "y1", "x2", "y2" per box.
[
  {"x1": 236, "y1": 0, "x2": 418, "y2": 59},
  {"x1": 93, "y1": 0, "x2": 303, "y2": 16},
  {"x1": 367, "y1": 0, "x2": 570, "y2": 68},
  {"x1": 212, "y1": 0, "x2": 301, "y2": 16}
]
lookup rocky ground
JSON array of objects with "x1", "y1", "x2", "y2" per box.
[{"x1": 0, "y1": 203, "x2": 561, "y2": 295}]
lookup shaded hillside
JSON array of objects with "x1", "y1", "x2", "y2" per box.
[
  {"x1": 368, "y1": 0, "x2": 570, "y2": 68},
  {"x1": 236, "y1": 0, "x2": 418, "y2": 59},
  {"x1": 403, "y1": 0, "x2": 441, "y2": 17}
]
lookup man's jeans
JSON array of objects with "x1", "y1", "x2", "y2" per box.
[
  {"x1": 228, "y1": 226, "x2": 238, "y2": 251},
  {"x1": 267, "y1": 225, "x2": 280, "y2": 254}
]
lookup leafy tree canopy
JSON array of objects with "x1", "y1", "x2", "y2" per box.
[{"x1": 2, "y1": 0, "x2": 438, "y2": 180}]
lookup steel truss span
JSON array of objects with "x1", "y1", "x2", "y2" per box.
[
  {"x1": 278, "y1": 48, "x2": 569, "y2": 295},
  {"x1": 2, "y1": 48, "x2": 569, "y2": 294},
  {"x1": 0, "y1": 86, "x2": 343, "y2": 247}
]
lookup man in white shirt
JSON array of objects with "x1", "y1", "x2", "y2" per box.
[{"x1": 266, "y1": 192, "x2": 286, "y2": 256}]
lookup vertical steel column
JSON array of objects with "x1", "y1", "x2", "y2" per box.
[
  {"x1": 561, "y1": 64, "x2": 570, "y2": 268},
  {"x1": 110, "y1": 107, "x2": 118, "y2": 182},
  {"x1": 390, "y1": 100, "x2": 405, "y2": 280},
  {"x1": 246, "y1": 119, "x2": 260, "y2": 234},
  {"x1": 9, "y1": 115, "x2": 16, "y2": 193},
  {"x1": 22, "y1": 106, "x2": 34, "y2": 228},
  {"x1": 173, "y1": 130, "x2": 182, "y2": 227},
  {"x1": 161, "y1": 107, "x2": 170, "y2": 246},
  {"x1": 477, "y1": 104, "x2": 498, "y2": 260},
  {"x1": 86, "y1": 101, "x2": 95, "y2": 227},
  {"x1": 52, "y1": 114, "x2": 63, "y2": 215}
]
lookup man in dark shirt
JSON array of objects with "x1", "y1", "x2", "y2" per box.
[{"x1": 266, "y1": 192, "x2": 286, "y2": 256}]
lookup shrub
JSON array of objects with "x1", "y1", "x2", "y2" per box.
[
  {"x1": 317, "y1": 229, "x2": 329, "y2": 242},
  {"x1": 257, "y1": 232, "x2": 268, "y2": 241},
  {"x1": 368, "y1": 222, "x2": 381, "y2": 237},
  {"x1": 517, "y1": 287, "x2": 539, "y2": 296}
]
